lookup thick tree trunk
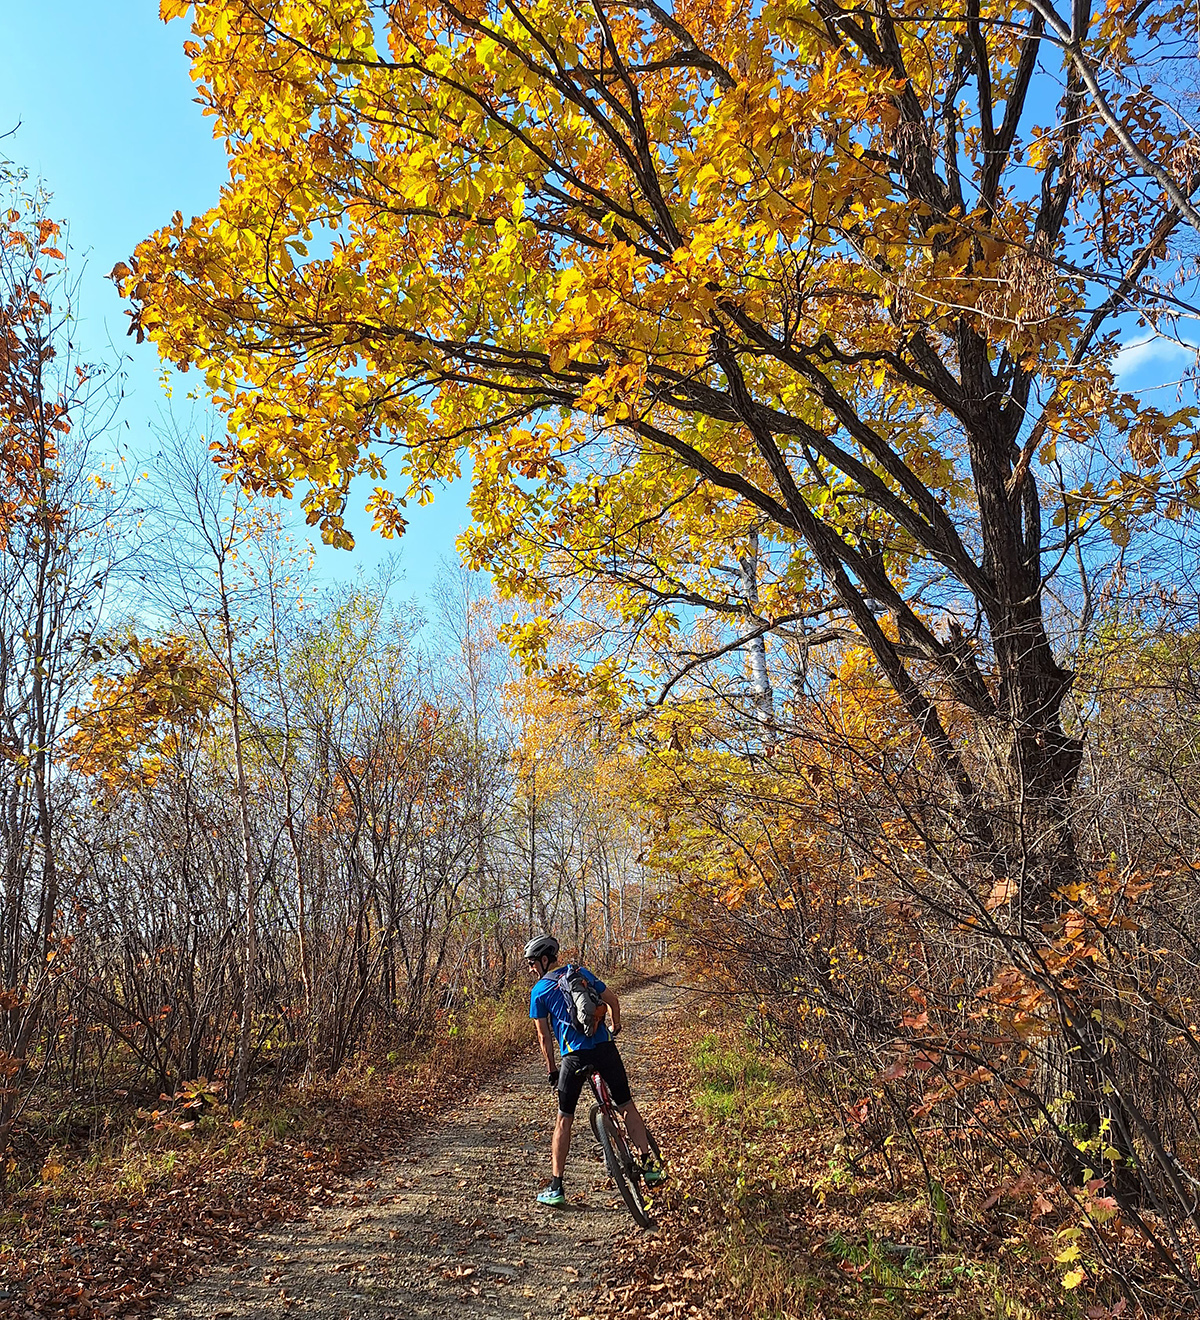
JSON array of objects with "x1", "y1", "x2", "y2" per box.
[
  {"x1": 976, "y1": 715, "x2": 1083, "y2": 914},
  {"x1": 970, "y1": 407, "x2": 1083, "y2": 890},
  {"x1": 970, "y1": 601, "x2": 1138, "y2": 1196},
  {"x1": 959, "y1": 410, "x2": 1142, "y2": 1191}
]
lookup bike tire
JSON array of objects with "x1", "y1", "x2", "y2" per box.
[
  {"x1": 588, "y1": 1101, "x2": 606, "y2": 1157},
  {"x1": 593, "y1": 1105, "x2": 652, "y2": 1228},
  {"x1": 587, "y1": 1101, "x2": 631, "y2": 1179}
]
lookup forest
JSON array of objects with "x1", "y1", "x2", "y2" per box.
[{"x1": 5, "y1": 0, "x2": 1200, "y2": 1315}]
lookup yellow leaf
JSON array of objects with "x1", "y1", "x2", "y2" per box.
[{"x1": 1061, "y1": 1268, "x2": 1086, "y2": 1290}]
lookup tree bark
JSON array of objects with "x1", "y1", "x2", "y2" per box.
[{"x1": 221, "y1": 573, "x2": 258, "y2": 1115}]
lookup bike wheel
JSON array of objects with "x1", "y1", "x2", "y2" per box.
[
  {"x1": 593, "y1": 1106, "x2": 652, "y2": 1228},
  {"x1": 588, "y1": 1101, "x2": 605, "y2": 1155},
  {"x1": 588, "y1": 1101, "x2": 622, "y2": 1177}
]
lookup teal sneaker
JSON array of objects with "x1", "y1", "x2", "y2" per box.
[
  {"x1": 642, "y1": 1154, "x2": 667, "y2": 1187},
  {"x1": 536, "y1": 1185, "x2": 567, "y2": 1208}
]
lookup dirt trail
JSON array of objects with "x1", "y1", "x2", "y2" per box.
[{"x1": 155, "y1": 978, "x2": 679, "y2": 1320}]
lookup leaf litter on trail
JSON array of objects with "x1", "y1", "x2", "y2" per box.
[
  {"x1": 9, "y1": 979, "x2": 676, "y2": 1320},
  {"x1": 1, "y1": 1040, "x2": 527, "y2": 1319}
]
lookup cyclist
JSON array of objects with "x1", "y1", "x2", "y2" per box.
[{"x1": 525, "y1": 932, "x2": 665, "y2": 1208}]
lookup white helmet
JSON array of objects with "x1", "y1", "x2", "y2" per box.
[{"x1": 524, "y1": 933, "x2": 559, "y2": 962}]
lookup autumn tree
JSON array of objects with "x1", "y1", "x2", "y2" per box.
[
  {"x1": 123, "y1": 0, "x2": 1200, "y2": 873},
  {"x1": 122, "y1": 0, "x2": 1200, "y2": 1216},
  {"x1": 68, "y1": 630, "x2": 225, "y2": 792}
]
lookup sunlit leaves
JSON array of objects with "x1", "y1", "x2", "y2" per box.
[{"x1": 67, "y1": 631, "x2": 225, "y2": 792}]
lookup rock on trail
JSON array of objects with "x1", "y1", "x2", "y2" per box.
[{"x1": 155, "y1": 978, "x2": 679, "y2": 1320}]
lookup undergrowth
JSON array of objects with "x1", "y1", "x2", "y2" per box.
[{"x1": 578, "y1": 1009, "x2": 1143, "y2": 1320}]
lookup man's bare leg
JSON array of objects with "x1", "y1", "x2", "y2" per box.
[
  {"x1": 552, "y1": 1112, "x2": 573, "y2": 1176},
  {"x1": 620, "y1": 1099, "x2": 651, "y2": 1157}
]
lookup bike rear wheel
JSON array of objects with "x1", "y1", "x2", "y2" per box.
[{"x1": 589, "y1": 1101, "x2": 652, "y2": 1228}]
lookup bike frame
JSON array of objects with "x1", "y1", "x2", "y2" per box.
[
  {"x1": 591, "y1": 1070, "x2": 636, "y2": 1157},
  {"x1": 588, "y1": 1070, "x2": 630, "y2": 1144},
  {"x1": 589, "y1": 1068, "x2": 616, "y2": 1110}
]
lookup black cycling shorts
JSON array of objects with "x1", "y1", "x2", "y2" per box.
[{"x1": 557, "y1": 1040, "x2": 631, "y2": 1116}]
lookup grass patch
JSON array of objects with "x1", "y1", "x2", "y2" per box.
[{"x1": 691, "y1": 1031, "x2": 773, "y2": 1121}]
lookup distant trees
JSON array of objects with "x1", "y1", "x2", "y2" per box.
[
  {"x1": 5, "y1": 514, "x2": 655, "y2": 1159},
  {"x1": 0, "y1": 165, "x2": 127, "y2": 1171},
  {"x1": 0, "y1": 158, "x2": 655, "y2": 1174}
]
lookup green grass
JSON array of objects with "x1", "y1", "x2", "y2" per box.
[{"x1": 691, "y1": 1031, "x2": 773, "y2": 1121}]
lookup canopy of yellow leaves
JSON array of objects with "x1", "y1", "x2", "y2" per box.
[{"x1": 122, "y1": 0, "x2": 1197, "y2": 609}]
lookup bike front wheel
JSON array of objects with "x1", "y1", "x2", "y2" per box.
[{"x1": 589, "y1": 1102, "x2": 652, "y2": 1228}]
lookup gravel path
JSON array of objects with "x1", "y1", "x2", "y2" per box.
[{"x1": 155, "y1": 978, "x2": 679, "y2": 1320}]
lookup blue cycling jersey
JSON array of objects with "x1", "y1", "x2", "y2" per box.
[{"x1": 529, "y1": 965, "x2": 611, "y2": 1055}]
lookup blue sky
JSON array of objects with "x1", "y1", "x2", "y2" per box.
[
  {"x1": 0, "y1": 3, "x2": 1194, "y2": 611},
  {"x1": 0, "y1": 1, "x2": 469, "y2": 600}
]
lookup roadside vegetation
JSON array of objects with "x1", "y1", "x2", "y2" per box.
[
  {"x1": 584, "y1": 1007, "x2": 1157, "y2": 1320},
  {"x1": 0, "y1": 989, "x2": 535, "y2": 1316}
]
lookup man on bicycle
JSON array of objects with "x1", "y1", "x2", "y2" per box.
[{"x1": 525, "y1": 932, "x2": 665, "y2": 1207}]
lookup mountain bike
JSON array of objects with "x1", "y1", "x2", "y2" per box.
[{"x1": 585, "y1": 1047, "x2": 663, "y2": 1229}]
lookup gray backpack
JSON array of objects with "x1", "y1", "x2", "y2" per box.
[{"x1": 555, "y1": 964, "x2": 603, "y2": 1036}]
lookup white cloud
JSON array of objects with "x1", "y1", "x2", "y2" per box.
[{"x1": 1113, "y1": 335, "x2": 1198, "y2": 383}]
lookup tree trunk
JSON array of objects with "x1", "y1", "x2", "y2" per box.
[
  {"x1": 284, "y1": 809, "x2": 316, "y2": 1084},
  {"x1": 222, "y1": 584, "x2": 258, "y2": 1115},
  {"x1": 969, "y1": 445, "x2": 1135, "y2": 1193},
  {"x1": 737, "y1": 531, "x2": 774, "y2": 728}
]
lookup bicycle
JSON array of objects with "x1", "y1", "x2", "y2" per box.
[{"x1": 584, "y1": 1031, "x2": 664, "y2": 1228}]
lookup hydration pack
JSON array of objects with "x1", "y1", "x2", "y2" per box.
[{"x1": 555, "y1": 964, "x2": 603, "y2": 1036}]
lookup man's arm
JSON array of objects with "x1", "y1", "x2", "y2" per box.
[
  {"x1": 600, "y1": 987, "x2": 621, "y2": 1034},
  {"x1": 535, "y1": 1015, "x2": 557, "y2": 1074}
]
